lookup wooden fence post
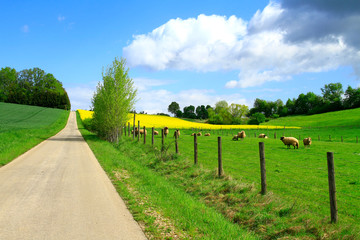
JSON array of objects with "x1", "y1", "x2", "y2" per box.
[
  {"x1": 133, "y1": 113, "x2": 135, "y2": 140},
  {"x1": 161, "y1": 129, "x2": 164, "y2": 151},
  {"x1": 318, "y1": 135, "x2": 320, "y2": 141},
  {"x1": 218, "y1": 137, "x2": 223, "y2": 177},
  {"x1": 138, "y1": 121, "x2": 140, "y2": 142},
  {"x1": 152, "y1": 127, "x2": 154, "y2": 146},
  {"x1": 329, "y1": 135, "x2": 331, "y2": 141},
  {"x1": 357, "y1": 136, "x2": 358, "y2": 143},
  {"x1": 194, "y1": 134, "x2": 198, "y2": 165},
  {"x1": 341, "y1": 136, "x2": 343, "y2": 142},
  {"x1": 175, "y1": 132, "x2": 179, "y2": 154},
  {"x1": 124, "y1": 124, "x2": 126, "y2": 136},
  {"x1": 274, "y1": 132, "x2": 276, "y2": 139},
  {"x1": 143, "y1": 126, "x2": 146, "y2": 144},
  {"x1": 327, "y1": 152, "x2": 338, "y2": 223},
  {"x1": 259, "y1": 142, "x2": 267, "y2": 195}
]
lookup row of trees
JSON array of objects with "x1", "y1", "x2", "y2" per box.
[
  {"x1": 168, "y1": 101, "x2": 249, "y2": 125},
  {"x1": 250, "y1": 83, "x2": 360, "y2": 119},
  {"x1": 0, "y1": 67, "x2": 71, "y2": 110}
]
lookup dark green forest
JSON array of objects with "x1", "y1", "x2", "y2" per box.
[{"x1": 0, "y1": 67, "x2": 70, "y2": 110}]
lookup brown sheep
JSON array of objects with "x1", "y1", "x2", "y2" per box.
[
  {"x1": 303, "y1": 137, "x2": 312, "y2": 147},
  {"x1": 232, "y1": 135, "x2": 239, "y2": 141},
  {"x1": 280, "y1": 136, "x2": 299, "y2": 149},
  {"x1": 139, "y1": 129, "x2": 147, "y2": 137},
  {"x1": 197, "y1": 132, "x2": 202, "y2": 136},
  {"x1": 153, "y1": 130, "x2": 159, "y2": 135},
  {"x1": 173, "y1": 129, "x2": 180, "y2": 138},
  {"x1": 204, "y1": 133, "x2": 210, "y2": 136},
  {"x1": 238, "y1": 131, "x2": 246, "y2": 139},
  {"x1": 163, "y1": 127, "x2": 169, "y2": 137},
  {"x1": 191, "y1": 133, "x2": 196, "y2": 136}
]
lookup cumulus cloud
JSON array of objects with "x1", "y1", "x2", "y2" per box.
[{"x1": 123, "y1": 1, "x2": 360, "y2": 88}]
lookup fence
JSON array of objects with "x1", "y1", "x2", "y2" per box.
[{"x1": 124, "y1": 120, "x2": 359, "y2": 224}]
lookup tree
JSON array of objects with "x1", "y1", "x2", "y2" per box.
[
  {"x1": 215, "y1": 100, "x2": 228, "y2": 114},
  {"x1": 344, "y1": 86, "x2": 360, "y2": 109},
  {"x1": 229, "y1": 103, "x2": 248, "y2": 123},
  {"x1": 168, "y1": 101, "x2": 180, "y2": 116},
  {"x1": 321, "y1": 82, "x2": 343, "y2": 111},
  {"x1": 183, "y1": 105, "x2": 196, "y2": 119},
  {"x1": 92, "y1": 57, "x2": 137, "y2": 142},
  {"x1": 196, "y1": 105, "x2": 208, "y2": 119}
]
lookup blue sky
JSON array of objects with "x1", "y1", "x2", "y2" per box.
[{"x1": 1, "y1": 0, "x2": 359, "y2": 113}]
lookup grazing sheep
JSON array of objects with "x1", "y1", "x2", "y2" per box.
[
  {"x1": 204, "y1": 133, "x2": 210, "y2": 136},
  {"x1": 258, "y1": 134, "x2": 268, "y2": 139},
  {"x1": 173, "y1": 129, "x2": 180, "y2": 138},
  {"x1": 139, "y1": 129, "x2": 147, "y2": 137},
  {"x1": 163, "y1": 127, "x2": 169, "y2": 137},
  {"x1": 238, "y1": 131, "x2": 246, "y2": 139},
  {"x1": 280, "y1": 136, "x2": 299, "y2": 149},
  {"x1": 191, "y1": 133, "x2": 196, "y2": 136},
  {"x1": 232, "y1": 135, "x2": 239, "y2": 141},
  {"x1": 134, "y1": 127, "x2": 139, "y2": 137},
  {"x1": 153, "y1": 130, "x2": 159, "y2": 135},
  {"x1": 303, "y1": 137, "x2": 312, "y2": 147},
  {"x1": 197, "y1": 132, "x2": 202, "y2": 136}
]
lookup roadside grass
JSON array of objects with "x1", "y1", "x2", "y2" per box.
[
  {"x1": 76, "y1": 112, "x2": 257, "y2": 239},
  {"x1": 0, "y1": 102, "x2": 69, "y2": 166}
]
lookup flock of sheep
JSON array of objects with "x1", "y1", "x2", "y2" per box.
[{"x1": 132, "y1": 127, "x2": 312, "y2": 149}]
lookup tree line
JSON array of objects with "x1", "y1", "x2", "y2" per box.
[
  {"x1": 0, "y1": 67, "x2": 71, "y2": 110},
  {"x1": 167, "y1": 82, "x2": 360, "y2": 125},
  {"x1": 250, "y1": 83, "x2": 360, "y2": 122}
]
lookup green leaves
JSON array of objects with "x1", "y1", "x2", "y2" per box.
[{"x1": 92, "y1": 57, "x2": 137, "y2": 143}]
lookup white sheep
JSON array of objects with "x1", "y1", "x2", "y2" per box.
[
  {"x1": 303, "y1": 137, "x2": 312, "y2": 147},
  {"x1": 258, "y1": 134, "x2": 268, "y2": 139},
  {"x1": 163, "y1": 127, "x2": 169, "y2": 137},
  {"x1": 280, "y1": 136, "x2": 299, "y2": 149}
]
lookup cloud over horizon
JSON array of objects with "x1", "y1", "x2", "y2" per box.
[{"x1": 123, "y1": 0, "x2": 360, "y2": 88}]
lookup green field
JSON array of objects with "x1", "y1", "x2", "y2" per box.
[
  {"x1": 0, "y1": 102, "x2": 69, "y2": 166},
  {"x1": 119, "y1": 109, "x2": 360, "y2": 238}
]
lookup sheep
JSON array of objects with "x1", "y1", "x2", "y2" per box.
[
  {"x1": 280, "y1": 136, "x2": 299, "y2": 149},
  {"x1": 258, "y1": 134, "x2": 268, "y2": 139},
  {"x1": 232, "y1": 135, "x2": 239, "y2": 141},
  {"x1": 153, "y1": 130, "x2": 159, "y2": 135},
  {"x1": 163, "y1": 127, "x2": 169, "y2": 137},
  {"x1": 238, "y1": 131, "x2": 246, "y2": 139},
  {"x1": 191, "y1": 133, "x2": 196, "y2": 136},
  {"x1": 139, "y1": 129, "x2": 147, "y2": 137},
  {"x1": 173, "y1": 129, "x2": 180, "y2": 138},
  {"x1": 204, "y1": 133, "x2": 210, "y2": 136},
  {"x1": 303, "y1": 137, "x2": 312, "y2": 147},
  {"x1": 197, "y1": 132, "x2": 202, "y2": 136}
]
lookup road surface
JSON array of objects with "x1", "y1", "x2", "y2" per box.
[{"x1": 0, "y1": 112, "x2": 147, "y2": 240}]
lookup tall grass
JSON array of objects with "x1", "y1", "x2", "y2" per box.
[{"x1": 0, "y1": 102, "x2": 69, "y2": 166}]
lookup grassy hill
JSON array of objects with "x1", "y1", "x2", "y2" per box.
[
  {"x1": 0, "y1": 102, "x2": 69, "y2": 166},
  {"x1": 262, "y1": 108, "x2": 360, "y2": 127}
]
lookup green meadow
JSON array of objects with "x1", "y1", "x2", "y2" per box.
[
  {"x1": 79, "y1": 108, "x2": 360, "y2": 239},
  {"x1": 0, "y1": 102, "x2": 69, "y2": 166}
]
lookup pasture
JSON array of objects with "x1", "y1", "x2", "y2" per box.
[
  {"x1": 78, "y1": 108, "x2": 360, "y2": 238},
  {"x1": 0, "y1": 102, "x2": 69, "y2": 166}
]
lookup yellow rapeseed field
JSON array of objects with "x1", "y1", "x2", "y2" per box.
[{"x1": 77, "y1": 109, "x2": 300, "y2": 129}]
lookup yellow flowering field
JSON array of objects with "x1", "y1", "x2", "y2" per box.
[{"x1": 77, "y1": 109, "x2": 300, "y2": 129}]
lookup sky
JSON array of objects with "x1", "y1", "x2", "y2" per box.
[{"x1": 1, "y1": 0, "x2": 360, "y2": 113}]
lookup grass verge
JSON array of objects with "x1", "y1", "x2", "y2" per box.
[{"x1": 76, "y1": 111, "x2": 256, "y2": 240}]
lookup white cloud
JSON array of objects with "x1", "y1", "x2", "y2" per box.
[
  {"x1": 21, "y1": 25, "x2": 29, "y2": 33},
  {"x1": 58, "y1": 15, "x2": 66, "y2": 21},
  {"x1": 133, "y1": 77, "x2": 172, "y2": 91},
  {"x1": 123, "y1": 2, "x2": 360, "y2": 88}
]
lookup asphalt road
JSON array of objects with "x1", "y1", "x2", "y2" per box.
[{"x1": 0, "y1": 111, "x2": 147, "y2": 240}]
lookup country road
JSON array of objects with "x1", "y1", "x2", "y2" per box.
[{"x1": 0, "y1": 112, "x2": 147, "y2": 240}]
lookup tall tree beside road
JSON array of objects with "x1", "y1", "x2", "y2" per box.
[{"x1": 92, "y1": 57, "x2": 137, "y2": 143}]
